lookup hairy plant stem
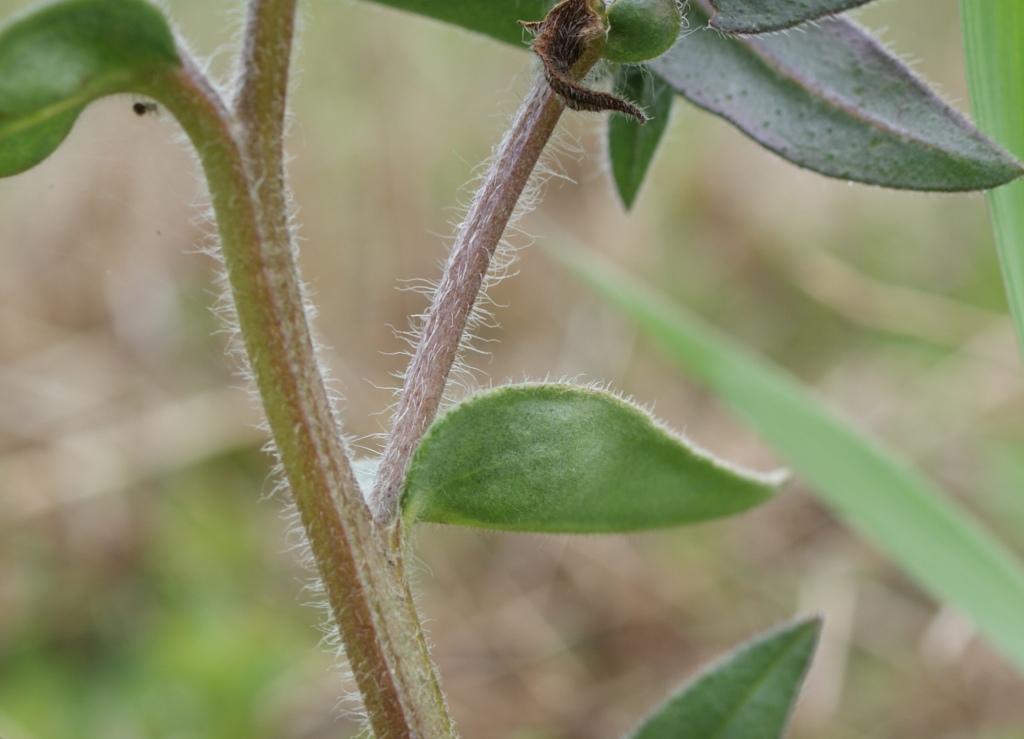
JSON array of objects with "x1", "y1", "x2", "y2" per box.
[
  {"x1": 373, "y1": 53, "x2": 608, "y2": 523},
  {"x1": 157, "y1": 38, "x2": 454, "y2": 739},
  {"x1": 235, "y1": 0, "x2": 296, "y2": 226},
  {"x1": 371, "y1": 72, "x2": 565, "y2": 523}
]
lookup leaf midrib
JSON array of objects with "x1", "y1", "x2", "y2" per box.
[
  {"x1": 706, "y1": 630, "x2": 809, "y2": 739},
  {"x1": 0, "y1": 70, "x2": 132, "y2": 140}
]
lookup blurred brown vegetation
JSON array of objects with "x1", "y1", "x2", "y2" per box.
[{"x1": 1, "y1": 0, "x2": 1023, "y2": 737}]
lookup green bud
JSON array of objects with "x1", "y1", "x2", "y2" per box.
[{"x1": 604, "y1": 0, "x2": 681, "y2": 64}]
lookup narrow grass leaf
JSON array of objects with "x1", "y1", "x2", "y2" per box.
[
  {"x1": 961, "y1": 0, "x2": 1024, "y2": 354},
  {"x1": 709, "y1": 0, "x2": 873, "y2": 34},
  {"x1": 628, "y1": 618, "x2": 821, "y2": 739},
  {"x1": 552, "y1": 244, "x2": 1024, "y2": 672},
  {"x1": 402, "y1": 384, "x2": 782, "y2": 533},
  {"x1": 609, "y1": 65, "x2": 675, "y2": 209},
  {"x1": 650, "y1": 2, "x2": 1023, "y2": 191},
  {"x1": 0, "y1": 0, "x2": 179, "y2": 177}
]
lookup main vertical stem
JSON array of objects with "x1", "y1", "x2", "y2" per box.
[
  {"x1": 372, "y1": 74, "x2": 566, "y2": 522},
  {"x1": 235, "y1": 0, "x2": 296, "y2": 232},
  {"x1": 159, "y1": 3, "x2": 455, "y2": 736}
]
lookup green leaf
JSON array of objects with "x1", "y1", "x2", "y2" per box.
[
  {"x1": 627, "y1": 618, "x2": 821, "y2": 739},
  {"x1": 709, "y1": 0, "x2": 872, "y2": 34},
  {"x1": 962, "y1": 1, "x2": 1024, "y2": 355},
  {"x1": 402, "y1": 384, "x2": 782, "y2": 533},
  {"x1": 360, "y1": 0, "x2": 548, "y2": 46},
  {"x1": 0, "y1": 0, "x2": 179, "y2": 177},
  {"x1": 551, "y1": 243, "x2": 1024, "y2": 673},
  {"x1": 358, "y1": 0, "x2": 1020, "y2": 192},
  {"x1": 609, "y1": 66, "x2": 674, "y2": 209},
  {"x1": 650, "y1": 3, "x2": 1023, "y2": 191}
]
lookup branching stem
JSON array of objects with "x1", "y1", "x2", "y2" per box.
[
  {"x1": 372, "y1": 0, "x2": 611, "y2": 523},
  {"x1": 155, "y1": 15, "x2": 454, "y2": 738},
  {"x1": 157, "y1": 0, "x2": 612, "y2": 734}
]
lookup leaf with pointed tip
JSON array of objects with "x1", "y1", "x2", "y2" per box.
[
  {"x1": 709, "y1": 0, "x2": 873, "y2": 34},
  {"x1": 360, "y1": 0, "x2": 1019, "y2": 191},
  {"x1": 362, "y1": 0, "x2": 548, "y2": 46},
  {"x1": 628, "y1": 618, "x2": 821, "y2": 739},
  {"x1": 552, "y1": 242, "x2": 1024, "y2": 673},
  {"x1": 402, "y1": 384, "x2": 782, "y2": 533},
  {"x1": 609, "y1": 66, "x2": 674, "y2": 209},
  {"x1": 0, "y1": 0, "x2": 180, "y2": 177},
  {"x1": 649, "y1": 3, "x2": 1023, "y2": 191}
]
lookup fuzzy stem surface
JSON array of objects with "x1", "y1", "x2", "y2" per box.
[
  {"x1": 235, "y1": 0, "x2": 296, "y2": 226},
  {"x1": 157, "y1": 39, "x2": 454, "y2": 738},
  {"x1": 372, "y1": 0, "x2": 613, "y2": 524},
  {"x1": 371, "y1": 72, "x2": 567, "y2": 523}
]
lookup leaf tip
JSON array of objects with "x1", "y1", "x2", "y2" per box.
[{"x1": 615, "y1": 184, "x2": 640, "y2": 210}]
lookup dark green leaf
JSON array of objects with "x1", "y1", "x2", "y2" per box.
[
  {"x1": 402, "y1": 384, "x2": 781, "y2": 533},
  {"x1": 361, "y1": 0, "x2": 548, "y2": 46},
  {"x1": 0, "y1": 0, "x2": 179, "y2": 177},
  {"x1": 709, "y1": 0, "x2": 872, "y2": 34},
  {"x1": 650, "y1": 2, "x2": 1023, "y2": 191},
  {"x1": 609, "y1": 66, "x2": 674, "y2": 209},
  {"x1": 552, "y1": 242, "x2": 1024, "y2": 672},
  {"x1": 358, "y1": 0, "x2": 1019, "y2": 191},
  {"x1": 628, "y1": 618, "x2": 821, "y2": 739}
]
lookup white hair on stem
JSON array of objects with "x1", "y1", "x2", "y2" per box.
[
  {"x1": 382, "y1": 74, "x2": 588, "y2": 439},
  {"x1": 167, "y1": 8, "x2": 368, "y2": 724}
]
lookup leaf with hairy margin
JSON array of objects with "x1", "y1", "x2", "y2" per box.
[
  {"x1": 627, "y1": 618, "x2": 821, "y2": 739},
  {"x1": 609, "y1": 65, "x2": 675, "y2": 209},
  {"x1": 709, "y1": 0, "x2": 874, "y2": 34},
  {"x1": 0, "y1": 0, "x2": 179, "y2": 177},
  {"x1": 402, "y1": 384, "x2": 782, "y2": 533},
  {"x1": 650, "y1": 2, "x2": 1022, "y2": 191}
]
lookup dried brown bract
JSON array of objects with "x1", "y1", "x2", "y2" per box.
[{"x1": 523, "y1": 0, "x2": 648, "y2": 123}]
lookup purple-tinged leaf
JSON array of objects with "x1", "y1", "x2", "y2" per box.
[
  {"x1": 649, "y1": 2, "x2": 1023, "y2": 191},
  {"x1": 709, "y1": 0, "x2": 872, "y2": 34}
]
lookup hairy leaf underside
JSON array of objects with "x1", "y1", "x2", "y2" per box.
[{"x1": 402, "y1": 384, "x2": 781, "y2": 532}]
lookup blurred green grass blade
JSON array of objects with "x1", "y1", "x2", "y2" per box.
[
  {"x1": 402, "y1": 384, "x2": 780, "y2": 533},
  {"x1": 628, "y1": 618, "x2": 821, "y2": 739},
  {"x1": 609, "y1": 66, "x2": 674, "y2": 210},
  {"x1": 551, "y1": 243, "x2": 1024, "y2": 672},
  {"x1": 709, "y1": 0, "x2": 872, "y2": 34},
  {"x1": 961, "y1": 1, "x2": 1024, "y2": 354}
]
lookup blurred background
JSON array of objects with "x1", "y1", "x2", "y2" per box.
[{"x1": 1, "y1": 0, "x2": 1023, "y2": 736}]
